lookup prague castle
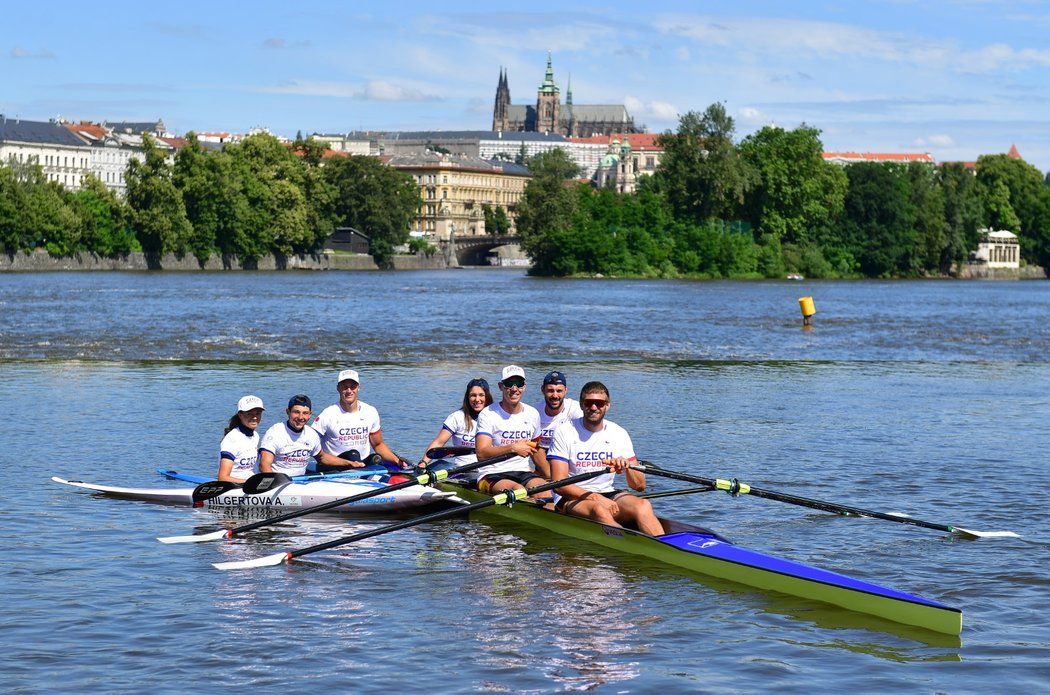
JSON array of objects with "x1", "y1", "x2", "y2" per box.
[{"x1": 492, "y1": 54, "x2": 641, "y2": 137}]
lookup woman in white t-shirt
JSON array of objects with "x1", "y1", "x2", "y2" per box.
[
  {"x1": 217, "y1": 395, "x2": 265, "y2": 483},
  {"x1": 421, "y1": 378, "x2": 493, "y2": 470}
]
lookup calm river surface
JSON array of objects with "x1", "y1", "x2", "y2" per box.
[{"x1": 1, "y1": 270, "x2": 1047, "y2": 693}]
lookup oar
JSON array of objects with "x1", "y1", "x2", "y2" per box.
[
  {"x1": 632, "y1": 462, "x2": 1019, "y2": 539},
  {"x1": 639, "y1": 485, "x2": 717, "y2": 501},
  {"x1": 212, "y1": 469, "x2": 604, "y2": 570},
  {"x1": 158, "y1": 450, "x2": 513, "y2": 544}
]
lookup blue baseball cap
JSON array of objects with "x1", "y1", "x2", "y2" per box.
[
  {"x1": 287, "y1": 394, "x2": 312, "y2": 410},
  {"x1": 542, "y1": 371, "x2": 567, "y2": 386}
]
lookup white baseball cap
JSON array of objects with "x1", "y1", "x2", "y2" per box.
[
  {"x1": 237, "y1": 395, "x2": 265, "y2": 412},
  {"x1": 337, "y1": 369, "x2": 360, "y2": 385},
  {"x1": 501, "y1": 365, "x2": 526, "y2": 382}
]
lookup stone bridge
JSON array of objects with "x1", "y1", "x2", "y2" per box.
[{"x1": 438, "y1": 234, "x2": 522, "y2": 266}]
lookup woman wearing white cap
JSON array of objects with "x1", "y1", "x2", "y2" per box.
[{"x1": 217, "y1": 395, "x2": 264, "y2": 483}]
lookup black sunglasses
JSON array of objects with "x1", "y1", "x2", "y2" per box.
[{"x1": 502, "y1": 377, "x2": 526, "y2": 389}]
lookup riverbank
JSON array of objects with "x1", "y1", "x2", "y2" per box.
[{"x1": 0, "y1": 249, "x2": 451, "y2": 271}]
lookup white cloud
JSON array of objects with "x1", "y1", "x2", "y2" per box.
[
  {"x1": 737, "y1": 106, "x2": 768, "y2": 125},
  {"x1": 928, "y1": 134, "x2": 955, "y2": 147},
  {"x1": 675, "y1": 46, "x2": 691, "y2": 61},
  {"x1": 10, "y1": 46, "x2": 55, "y2": 59},
  {"x1": 625, "y1": 96, "x2": 678, "y2": 121},
  {"x1": 653, "y1": 13, "x2": 1050, "y2": 73},
  {"x1": 255, "y1": 80, "x2": 442, "y2": 102}
]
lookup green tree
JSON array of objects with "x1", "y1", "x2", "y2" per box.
[
  {"x1": 125, "y1": 134, "x2": 192, "y2": 258},
  {"x1": 841, "y1": 163, "x2": 916, "y2": 277},
  {"x1": 739, "y1": 124, "x2": 846, "y2": 247},
  {"x1": 322, "y1": 154, "x2": 419, "y2": 267},
  {"x1": 976, "y1": 154, "x2": 1049, "y2": 265},
  {"x1": 906, "y1": 161, "x2": 946, "y2": 274},
  {"x1": 655, "y1": 103, "x2": 757, "y2": 223},
  {"x1": 173, "y1": 133, "x2": 220, "y2": 263},
  {"x1": 516, "y1": 165, "x2": 580, "y2": 275},
  {"x1": 938, "y1": 163, "x2": 984, "y2": 272},
  {"x1": 69, "y1": 174, "x2": 136, "y2": 256},
  {"x1": 526, "y1": 148, "x2": 581, "y2": 180}
]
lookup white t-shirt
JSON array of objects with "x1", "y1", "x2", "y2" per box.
[
  {"x1": 219, "y1": 426, "x2": 260, "y2": 481},
  {"x1": 475, "y1": 402, "x2": 540, "y2": 477},
  {"x1": 538, "y1": 397, "x2": 583, "y2": 449},
  {"x1": 441, "y1": 409, "x2": 480, "y2": 469},
  {"x1": 311, "y1": 401, "x2": 382, "y2": 459},
  {"x1": 547, "y1": 417, "x2": 636, "y2": 494},
  {"x1": 259, "y1": 421, "x2": 322, "y2": 477}
]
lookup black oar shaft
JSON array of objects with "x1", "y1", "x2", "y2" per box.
[
  {"x1": 639, "y1": 485, "x2": 716, "y2": 500},
  {"x1": 634, "y1": 464, "x2": 956, "y2": 533},
  {"x1": 226, "y1": 452, "x2": 514, "y2": 536},
  {"x1": 288, "y1": 470, "x2": 602, "y2": 561}
]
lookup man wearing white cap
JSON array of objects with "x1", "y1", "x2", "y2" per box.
[
  {"x1": 311, "y1": 369, "x2": 409, "y2": 471},
  {"x1": 474, "y1": 365, "x2": 546, "y2": 496}
]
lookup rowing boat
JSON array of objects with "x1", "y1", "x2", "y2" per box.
[
  {"x1": 156, "y1": 467, "x2": 389, "y2": 484},
  {"x1": 436, "y1": 481, "x2": 962, "y2": 635},
  {"x1": 52, "y1": 476, "x2": 455, "y2": 513}
]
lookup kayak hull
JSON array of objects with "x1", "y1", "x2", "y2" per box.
[{"x1": 53, "y1": 476, "x2": 454, "y2": 513}]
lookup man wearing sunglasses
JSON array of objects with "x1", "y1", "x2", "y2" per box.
[
  {"x1": 546, "y1": 381, "x2": 663, "y2": 536},
  {"x1": 474, "y1": 365, "x2": 546, "y2": 496}
]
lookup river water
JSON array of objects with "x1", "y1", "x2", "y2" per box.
[{"x1": 1, "y1": 270, "x2": 1047, "y2": 693}]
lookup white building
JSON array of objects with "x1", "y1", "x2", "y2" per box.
[
  {"x1": 0, "y1": 116, "x2": 93, "y2": 189},
  {"x1": 973, "y1": 229, "x2": 1020, "y2": 268}
]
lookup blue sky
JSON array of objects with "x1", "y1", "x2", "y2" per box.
[{"x1": 5, "y1": 1, "x2": 1049, "y2": 171}]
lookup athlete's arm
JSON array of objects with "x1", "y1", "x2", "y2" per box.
[
  {"x1": 217, "y1": 457, "x2": 238, "y2": 484},
  {"x1": 623, "y1": 458, "x2": 645, "y2": 491},
  {"x1": 531, "y1": 445, "x2": 551, "y2": 480},
  {"x1": 258, "y1": 449, "x2": 274, "y2": 474},
  {"x1": 314, "y1": 450, "x2": 364, "y2": 468},
  {"x1": 421, "y1": 428, "x2": 453, "y2": 465},
  {"x1": 370, "y1": 431, "x2": 407, "y2": 467}
]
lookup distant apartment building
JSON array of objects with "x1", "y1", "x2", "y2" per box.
[
  {"x1": 573, "y1": 133, "x2": 664, "y2": 193},
  {"x1": 0, "y1": 116, "x2": 94, "y2": 189},
  {"x1": 822, "y1": 151, "x2": 935, "y2": 165},
  {"x1": 310, "y1": 133, "x2": 373, "y2": 155},
  {"x1": 388, "y1": 151, "x2": 531, "y2": 240}
]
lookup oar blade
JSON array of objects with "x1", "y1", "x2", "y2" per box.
[
  {"x1": 213, "y1": 552, "x2": 290, "y2": 571},
  {"x1": 952, "y1": 527, "x2": 1020, "y2": 539},
  {"x1": 157, "y1": 528, "x2": 230, "y2": 544}
]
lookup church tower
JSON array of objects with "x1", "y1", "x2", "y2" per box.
[
  {"x1": 492, "y1": 67, "x2": 511, "y2": 131},
  {"x1": 565, "y1": 74, "x2": 576, "y2": 137},
  {"x1": 535, "y1": 53, "x2": 561, "y2": 134}
]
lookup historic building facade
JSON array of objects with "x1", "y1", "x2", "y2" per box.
[
  {"x1": 492, "y1": 55, "x2": 641, "y2": 137},
  {"x1": 388, "y1": 152, "x2": 531, "y2": 240}
]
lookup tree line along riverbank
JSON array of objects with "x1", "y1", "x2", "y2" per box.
[{"x1": 2, "y1": 104, "x2": 1049, "y2": 278}]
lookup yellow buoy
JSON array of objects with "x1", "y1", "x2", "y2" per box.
[{"x1": 798, "y1": 296, "x2": 815, "y2": 326}]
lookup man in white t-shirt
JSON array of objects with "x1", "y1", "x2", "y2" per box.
[
  {"x1": 259, "y1": 394, "x2": 323, "y2": 478},
  {"x1": 474, "y1": 365, "x2": 546, "y2": 496},
  {"x1": 547, "y1": 381, "x2": 663, "y2": 535},
  {"x1": 535, "y1": 370, "x2": 583, "y2": 476},
  {"x1": 310, "y1": 369, "x2": 410, "y2": 472}
]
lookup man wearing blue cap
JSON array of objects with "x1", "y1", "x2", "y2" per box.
[
  {"x1": 258, "y1": 394, "x2": 323, "y2": 477},
  {"x1": 537, "y1": 370, "x2": 583, "y2": 450}
]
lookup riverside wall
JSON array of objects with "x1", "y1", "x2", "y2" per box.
[{"x1": 0, "y1": 249, "x2": 453, "y2": 272}]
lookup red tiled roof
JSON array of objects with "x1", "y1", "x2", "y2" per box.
[
  {"x1": 568, "y1": 133, "x2": 663, "y2": 151},
  {"x1": 158, "y1": 136, "x2": 188, "y2": 149},
  {"x1": 63, "y1": 122, "x2": 107, "y2": 141},
  {"x1": 823, "y1": 151, "x2": 935, "y2": 163},
  {"x1": 1007, "y1": 144, "x2": 1021, "y2": 159}
]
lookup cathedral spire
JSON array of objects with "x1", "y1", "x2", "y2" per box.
[
  {"x1": 566, "y1": 73, "x2": 573, "y2": 107},
  {"x1": 539, "y1": 51, "x2": 559, "y2": 94}
]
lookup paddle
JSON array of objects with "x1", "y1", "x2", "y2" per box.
[
  {"x1": 158, "y1": 450, "x2": 514, "y2": 544},
  {"x1": 191, "y1": 480, "x2": 241, "y2": 504},
  {"x1": 631, "y1": 462, "x2": 1019, "y2": 539},
  {"x1": 241, "y1": 472, "x2": 293, "y2": 495},
  {"x1": 212, "y1": 469, "x2": 604, "y2": 570}
]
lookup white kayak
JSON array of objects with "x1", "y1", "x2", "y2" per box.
[{"x1": 51, "y1": 476, "x2": 455, "y2": 513}]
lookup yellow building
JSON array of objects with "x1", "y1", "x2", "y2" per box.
[{"x1": 388, "y1": 152, "x2": 530, "y2": 240}]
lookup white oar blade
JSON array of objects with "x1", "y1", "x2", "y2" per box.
[
  {"x1": 213, "y1": 552, "x2": 289, "y2": 571},
  {"x1": 952, "y1": 527, "x2": 1020, "y2": 539},
  {"x1": 157, "y1": 529, "x2": 230, "y2": 544}
]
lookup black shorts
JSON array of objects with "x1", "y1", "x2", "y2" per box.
[
  {"x1": 478, "y1": 470, "x2": 544, "y2": 493},
  {"x1": 555, "y1": 489, "x2": 628, "y2": 510}
]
